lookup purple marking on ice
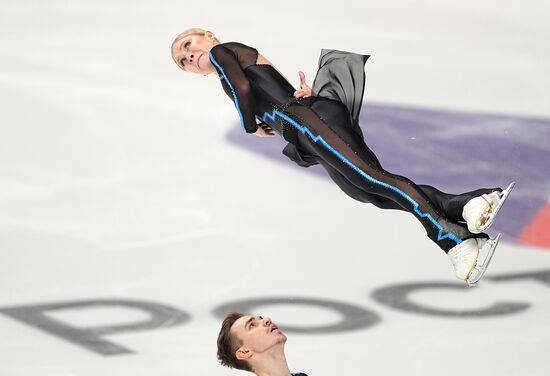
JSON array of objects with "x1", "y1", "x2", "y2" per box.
[{"x1": 226, "y1": 102, "x2": 550, "y2": 242}]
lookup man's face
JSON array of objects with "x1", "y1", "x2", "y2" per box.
[{"x1": 231, "y1": 315, "x2": 287, "y2": 359}]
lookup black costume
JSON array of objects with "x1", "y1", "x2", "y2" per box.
[{"x1": 209, "y1": 42, "x2": 498, "y2": 252}]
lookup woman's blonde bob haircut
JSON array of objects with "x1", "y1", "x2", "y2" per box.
[{"x1": 171, "y1": 28, "x2": 220, "y2": 66}]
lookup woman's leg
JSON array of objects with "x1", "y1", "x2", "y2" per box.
[
  {"x1": 417, "y1": 185, "x2": 502, "y2": 223},
  {"x1": 293, "y1": 98, "x2": 502, "y2": 223},
  {"x1": 317, "y1": 159, "x2": 406, "y2": 210},
  {"x1": 287, "y1": 101, "x2": 487, "y2": 252},
  {"x1": 317, "y1": 153, "x2": 501, "y2": 222}
]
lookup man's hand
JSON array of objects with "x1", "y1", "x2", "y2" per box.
[
  {"x1": 293, "y1": 71, "x2": 314, "y2": 98},
  {"x1": 253, "y1": 122, "x2": 275, "y2": 137}
]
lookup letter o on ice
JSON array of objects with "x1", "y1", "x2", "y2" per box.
[{"x1": 212, "y1": 296, "x2": 380, "y2": 334}]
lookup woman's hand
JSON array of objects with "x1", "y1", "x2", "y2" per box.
[
  {"x1": 253, "y1": 122, "x2": 275, "y2": 137},
  {"x1": 293, "y1": 71, "x2": 314, "y2": 98}
]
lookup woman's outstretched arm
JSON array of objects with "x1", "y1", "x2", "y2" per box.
[{"x1": 209, "y1": 44, "x2": 259, "y2": 134}]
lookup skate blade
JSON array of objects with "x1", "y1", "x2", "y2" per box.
[
  {"x1": 478, "y1": 181, "x2": 516, "y2": 232},
  {"x1": 466, "y1": 233, "x2": 501, "y2": 287}
]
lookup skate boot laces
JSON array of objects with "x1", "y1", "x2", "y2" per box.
[
  {"x1": 448, "y1": 238, "x2": 480, "y2": 281},
  {"x1": 463, "y1": 191, "x2": 501, "y2": 233}
]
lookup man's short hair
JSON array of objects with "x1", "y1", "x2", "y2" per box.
[{"x1": 217, "y1": 312, "x2": 253, "y2": 372}]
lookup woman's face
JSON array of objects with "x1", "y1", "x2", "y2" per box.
[{"x1": 172, "y1": 31, "x2": 218, "y2": 75}]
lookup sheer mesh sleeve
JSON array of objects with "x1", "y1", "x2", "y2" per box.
[
  {"x1": 222, "y1": 42, "x2": 258, "y2": 69},
  {"x1": 209, "y1": 44, "x2": 258, "y2": 134}
]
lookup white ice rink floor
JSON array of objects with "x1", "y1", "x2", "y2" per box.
[{"x1": 1, "y1": 1, "x2": 549, "y2": 375}]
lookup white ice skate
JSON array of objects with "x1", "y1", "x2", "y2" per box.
[
  {"x1": 448, "y1": 233, "x2": 501, "y2": 287},
  {"x1": 462, "y1": 182, "x2": 516, "y2": 233}
]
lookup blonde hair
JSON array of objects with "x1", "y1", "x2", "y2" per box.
[{"x1": 171, "y1": 28, "x2": 220, "y2": 66}]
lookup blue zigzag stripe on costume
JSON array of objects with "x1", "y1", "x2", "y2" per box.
[
  {"x1": 209, "y1": 52, "x2": 246, "y2": 131},
  {"x1": 259, "y1": 108, "x2": 462, "y2": 245}
]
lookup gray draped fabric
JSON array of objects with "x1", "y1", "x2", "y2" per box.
[
  {"x1": 282, "y1": 49, "x2": 370, "y2": 167},
  {"x1": 312, "y1": 49, "x2": 370, "y2": 127}
]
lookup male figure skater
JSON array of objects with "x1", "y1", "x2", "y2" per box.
[{"x1": 217, "y1": 312, "x2": 307, "y2": 376}]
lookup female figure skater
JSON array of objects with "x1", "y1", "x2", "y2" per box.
[{"x1": 170, "y1": 28, "x2": 514, "y2": 286}]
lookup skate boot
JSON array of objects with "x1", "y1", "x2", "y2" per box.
[
  {"x1": 462, "y1": 182, "x2": 516, "y2": 233},
  {"x1": 448, "y1": 233, "x2": 501, "y2": 287}
]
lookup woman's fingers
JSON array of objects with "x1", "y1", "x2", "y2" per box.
[
  {"x1": 299, "y1": 71, "x2": 306, "y2": 88},
  {"x1": 256, "y1": 123, "x2": 275, "y2": 137},
  {"x1": 296, "y1": 72, "x2": 313, "y2": 98},
  {"x1": 259, "y1": 123, "x2": 272, "y2": 130},
  {"x1": 260, "y1": 129, "x2": 274, "y2": 137},
  {"x1": 294, "y1": 89, "x2": 310, "y2": 98}
]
